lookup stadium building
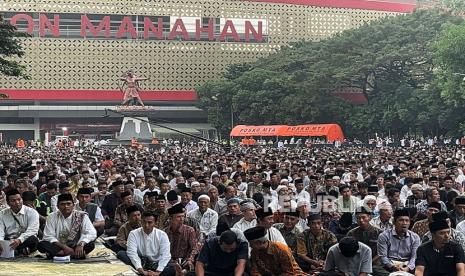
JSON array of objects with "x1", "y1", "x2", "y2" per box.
[{"x1": 0, "y1": 0, "x2": 416, "y2": 142}]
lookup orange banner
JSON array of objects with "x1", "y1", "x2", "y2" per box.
[
  {"x1": 230, "y1": 125, "x2": 282, "y2": 136},
  {"x1": 230, "y1": 124, "x2": 344, "y2": 141}
]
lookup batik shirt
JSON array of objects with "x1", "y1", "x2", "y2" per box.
[
  {"x1": 164, "y1": 224, "x2": 199, "y2": 263},
  {"x1": 370, "y1": 216, "x2": 393, "y2": 232},
  {"x1": 411, "y1": 219, "x2": 430, "y2": 238},
  {"x1": 250, "y1": 241, "x2": 307, "y2": 276},
  {"x1": 301, "y1": 229, "x2": 337, "y2": 261},
  {"x1": 273, "y1": 223, "x2": 307, "y2": 256}
]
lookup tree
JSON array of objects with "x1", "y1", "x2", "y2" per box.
[
  {"x1": 197, "y1": 80, "x2": 236, "y2": 138},
  {"x1": 418, "y1": 0, "x2": 465, "y2": 14},
  {"x1": 197, "y1": 9, "x2": 465, "y2": 139},
  {"x1": 433, "y1": 22, "x2": 465, "y2": 105},
  {"x1": 0, "y1": 14, "x2": 30, "y2": 97}
]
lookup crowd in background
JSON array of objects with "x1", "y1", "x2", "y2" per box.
[{"x1": 0, "y1": 143, "x2": 464, "y2": 276}]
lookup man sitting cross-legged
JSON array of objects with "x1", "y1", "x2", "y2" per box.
[
  {"x1": 245, "y1": 226, "x2": 307, "y2": 276},
  {"x1": 126, "y1": 211, "x2": 174, "y2": 276},
  {"x1": 191, "y1": 230, "x2": 248, "y2": 276},
  {"x1": 0, "y1": 189, "x2": 40, "y2": 256},
  {"x1": 113, "y1": 205, "x2": 142, "y2": 264},
  {"x1": 38, "y1": 194, "x2": 97, "y2": 259}
]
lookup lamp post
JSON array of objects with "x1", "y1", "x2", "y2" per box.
[
  {"x1": 211, "y1": 95, "x2": 234, "y2": 142},
  {"x1": 230, "y1": 102, "x2": 234, "y2": 130},
  {"x1": 211, "y1": 96, "x2": 220, "y2": 141}
]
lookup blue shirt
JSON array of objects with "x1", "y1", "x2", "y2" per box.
[{"x1": 377, "y1": 228, "x2": 420, "y2": 270}]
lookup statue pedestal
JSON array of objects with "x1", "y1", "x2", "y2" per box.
[{"x1": 117, "y1": 117, "x2": 152, "y2": 141}]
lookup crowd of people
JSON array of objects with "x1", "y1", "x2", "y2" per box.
[{"x1": 0, "y1": 143, "x2": 464, "y2": 276}]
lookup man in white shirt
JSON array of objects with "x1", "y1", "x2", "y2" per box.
[
  {"x1": 342, "y1": 165, "x2": 364, "y2": 183},
  {"x1": 371, "y1": 201, "x2": 394, "y2": 231},
  {"x1": 50, "y1": 182, "x2": 74, "y2": 212},
  {"x1": 187, "y1": 195, "x2": 218, "y2": 238},
  {"x1": 294, "y1": 179, "x2": 310, "y2": 203},
  {"x1": 126, "y1": 211, "x2": 173, "y2": 276},
  {"x1": 0, "y1": 189, "x2": 40, "y2": 256},
  {"x1": 255, "y1": 208, "x2": 287, "y2": 246},
  {"x1": 296, "y1": 200, "x2": 310, "y2": 231},
  {"x1": 233, "y1": 201, "x2": 257, "y2": 233},
  {"x1": 180, "y1": 188, "x2": 198, "y2": 213},
  {"x1": 376, "y1": 176, "x2": 387, "y2": 200},
  {"x1": 400, "y1": 178, "x2": 414, "y2": 205},
  {"x1": 335, "y1": 185, "x2": 360, "y2": 213},
  {"x1": 142, "y1": 177, "x2": 160, "y2": 196},
  {"x1": 38, "y1": 193, "x2": 97, "y2": 259}
]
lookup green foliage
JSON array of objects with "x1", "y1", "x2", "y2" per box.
[
  {"x1": 197, "y1": 9, "x2": 465, "y2": 139},
  {"x1": 0, "y1": 14, "x2": 29, "y2": 80},
  {"x1": 418, "y1": 0, "x2": 465, "y2": 14},
  {"x1": 433, "y1": 23, "x2": 465, "y2": 106}
]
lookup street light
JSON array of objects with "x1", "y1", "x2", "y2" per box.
[
  {"x1": 211, "y1": 96, "x2": 220, "y2": 141},
  {"x1": 211, "y1": 95, "x2": 234, "y2": 129},
  {"x1": 230, "y1": 103, "x2": 234, "y2": 129}
]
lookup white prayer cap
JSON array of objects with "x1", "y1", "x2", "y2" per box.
[{"x1": 198, "y1": 194, "x2": 210, "y2": 202}]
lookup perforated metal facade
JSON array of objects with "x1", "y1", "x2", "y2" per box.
[{"x1": 0, "y1": 0, "x2": 406, "y2": 92}]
